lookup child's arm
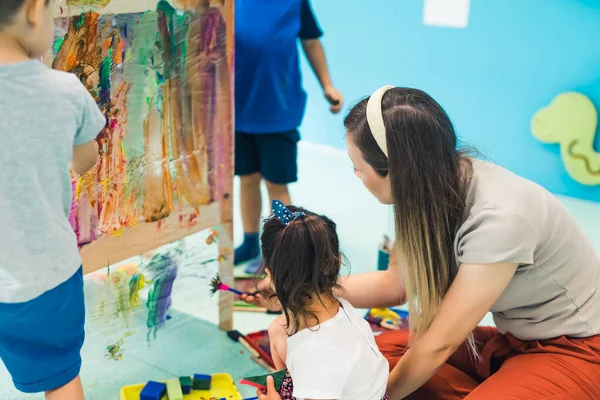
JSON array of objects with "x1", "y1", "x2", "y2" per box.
[
  {"x1": 70, "y1": 141, "x2": 99, "y2": 175},
  {"x1": 301, "y1": 39, "x2": 342, "y2": 113},
  {"x1": 299, "y1": 0, "x2": 343, "y2": 114},
  {"x1": 70, "y1": 76, "x2": 105, "y2": 175},
  {"x1": 268, "y1": 315, "x2": 288, "y2": 370}
]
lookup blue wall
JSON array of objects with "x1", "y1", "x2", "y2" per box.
[{"x1": 299, "y1": 0, "x2": 600, "y2": 202}]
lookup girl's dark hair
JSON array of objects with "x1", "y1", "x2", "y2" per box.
[
  {"x1": 344, "y1": 87, "x2": 473, "y2": 342},
  {"x1": 261, "y1": 206, "x2": 342, "y2": 333},
  {"x1": 0, "y1": 0, "x2": 51, "y2": 30}
]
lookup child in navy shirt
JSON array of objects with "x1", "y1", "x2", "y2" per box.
[{"x1": 234, "y1": 0, "x2": 343, "y2": 272}]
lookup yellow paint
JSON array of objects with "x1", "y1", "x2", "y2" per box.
[
  {"x1": 370, "y1": 308, "x2": 400, "y2": 320},
  {"x1": 531, "y1": 92, "x2": 600, "y2": 185},
  {"x1": 76, "y1": 177, "x2": 84, "y2": 198},
  {"x1": 66, "y1": 0, "x2": 113, "y2": 9}
]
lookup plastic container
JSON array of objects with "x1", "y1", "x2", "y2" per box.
[{"x1": 120, "y1": 373, "x2": 242, "y2": 400}]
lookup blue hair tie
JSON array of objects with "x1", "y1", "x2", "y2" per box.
[{"x1": 272, "y1": 200, "x2": 304, "y2": 225}]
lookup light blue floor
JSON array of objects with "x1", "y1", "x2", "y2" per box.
[{"x1": 1, "y1": 143, "x2": 599, "y2": 399}]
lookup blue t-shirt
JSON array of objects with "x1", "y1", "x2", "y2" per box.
[{"x1": 235, "y1": 0, "x2": 323, "y2": 134}]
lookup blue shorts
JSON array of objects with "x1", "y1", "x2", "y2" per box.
[
  {"x1": 234, "y1": 130, "x2": 300, "y2": 184},
  {"x1": 0, "y1": 268, "x2": 85, "y2": 393}
]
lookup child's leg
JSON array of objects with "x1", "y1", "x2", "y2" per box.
[
  {"x1": 45, "y1": 375, "x2": 84, "y2": 400},
  {"x1": 265, "y1": 181, "x2": 291, "y2": 205},
  {"x1": 0, "y1": 268, "x2": 86, "y2": 398},
  {"x1": 258, "y1": 130, "x2": 299, "y2": 206},
  {"x1": 236, "y1": 172, "x2": 263, "y2": 264},
  {"x1": 240, "y1": 173, "x2": 263, "y2": 233},
  {"x1": 234, "y1": 131, "x2": 262, "y2": 265},
  {"x1": 243, "y1": 130, "x2": 299, "y2": 273}
]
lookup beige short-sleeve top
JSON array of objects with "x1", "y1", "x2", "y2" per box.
[{"x1": 455, "y1": 159, "x2": 600, "y2": 340}]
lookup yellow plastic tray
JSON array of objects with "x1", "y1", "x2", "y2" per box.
[{"x1": 120, "y1": 373, "x2": 242, "y2": 400}]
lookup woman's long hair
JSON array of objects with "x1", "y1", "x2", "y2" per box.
[{"x1": 344, "y1": 87, "x2": 473, "y2": 344}]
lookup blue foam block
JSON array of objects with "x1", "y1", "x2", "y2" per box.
[
  {"x1": 140, "y1": 380, "x2": 167, "y2": 400},
  {"x1": 193, "y1": 373, "x2": 212, "y2": 390}
]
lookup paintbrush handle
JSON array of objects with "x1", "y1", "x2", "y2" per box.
[{"x1": 228, "y1": 288, "x2": 259, "y2": 296}]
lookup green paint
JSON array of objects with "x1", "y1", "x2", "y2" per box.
[
  {"x1": 157, "y1": 0, "x2": 189, "y2": 79},
  {"x1": 123, "y1": 12, "x2": 159, "y2": 158},
  {"x1": 99, "y1": 51, "x2": 112, "y2": 105},
  {"x1": 531, "y1": 92, "x2": 600, "y2": 185},
  {"x1": 156, "y1": 0, "x2": 176, "y2": 16},
  {"x1": 76, "y1": 12, "x2": 86, "y2": 29},
  {"x1": 177, "y1": 14, "x2": 189, "y2": 80},
  {"x1": 53, "y1": 37, "x2": 64, "y2": 54},
  {"x1": 105, "y1": 331, "x2": 134, "y2": 361},
  {"x1": 120, "y1": 12, "x2": 160, "y2": 205}
]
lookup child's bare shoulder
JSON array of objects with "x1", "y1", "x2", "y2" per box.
[{"x1": 268, "y1": 314, "x2": 288, "y2": 338}]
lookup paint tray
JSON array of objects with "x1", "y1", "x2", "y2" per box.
[
  {"x1": 119, "y1": 373, "x2": 242, "y2": 400},
  {"x1": 365, "y1": 308, "x2": 409, "y2": 334},
  {"x1": 245, "y1": 330, "x2": 275, "y2": 369}
]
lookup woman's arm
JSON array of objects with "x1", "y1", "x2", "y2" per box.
[
  {"x1": 243, "y1": 247, "x2": 406, "y2": 310},
  {"x1": 336, "y1": 247, "x2": 406, "y2": 308},
  {"x1": 387, "y1": 262, "x2": 518, "y2": 400}
]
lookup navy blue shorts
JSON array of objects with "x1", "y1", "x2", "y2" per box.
[
  {"x1": 235, "y1": 130, "x2": 300, "y2": 184},
  {"x1": 0, "y1": 268, "x2": 85, "y2": 393}
]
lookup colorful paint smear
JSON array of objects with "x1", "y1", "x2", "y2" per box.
[
  {"x1": 143, "y1": 251, "x2": 179, "y2": 342},
  {"x1": 95, "y1": 263, "x2": 146, "y2": 327},
  {"x1": 105, "y1": 331, "x2": 135, "y2": 361},
  {"x1": 50, "y1": 1, "x2": 233, "y2": 251},
  {"x1": 66, "y1": 0, "x2": 113, "y2": 8}
]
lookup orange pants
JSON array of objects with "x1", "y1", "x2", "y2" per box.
[{"x1": 375, "y1": 327, "x2": 600, "y2": 399}]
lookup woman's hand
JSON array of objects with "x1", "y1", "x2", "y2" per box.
[{"x1": 257, "y1": 376, "x2": 282, "y2": 400}]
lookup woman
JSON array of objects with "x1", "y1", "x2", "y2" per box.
[{"x1": 245, "y1": 86, "x2": 600, "y2": 399}]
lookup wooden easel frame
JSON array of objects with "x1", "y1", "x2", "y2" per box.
[{"x1": 50, "y1": 0, "x2": 235, "y2": 331}]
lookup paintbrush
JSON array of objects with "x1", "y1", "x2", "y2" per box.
[
  {"x1": 209, "y1": 273, "x2": 258, "y2": 296},
  {"x1": 227, "y1": 330, "x2": 261, "y2": 358}
]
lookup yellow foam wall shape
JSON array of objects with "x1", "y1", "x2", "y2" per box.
[{"x1": 531, "y1": 92, "x2": 600, "y2": 186}]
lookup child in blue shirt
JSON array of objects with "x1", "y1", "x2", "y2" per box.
[
  {"x1": 0, "y1": 0, "x2": 104, "y2": 398},
  {"x1": 234, "y1": 0, "x2": 343, "y2": 272}
]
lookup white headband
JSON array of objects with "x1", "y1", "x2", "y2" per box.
[{"x1": 366, "y1": 85, "x2": 394, "y2": 157}]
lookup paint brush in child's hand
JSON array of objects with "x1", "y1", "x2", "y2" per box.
[{"x1": 209, "y1": 273, "x2": 258, "y2": 296}]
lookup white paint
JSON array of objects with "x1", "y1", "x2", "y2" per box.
[{"x1": 423, "y1": 0, "x2": 471, "y2": 29}]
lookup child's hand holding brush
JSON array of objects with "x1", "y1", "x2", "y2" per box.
[{"x1": 239, "y1": 270, "x2": 282, "y2": 312}]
